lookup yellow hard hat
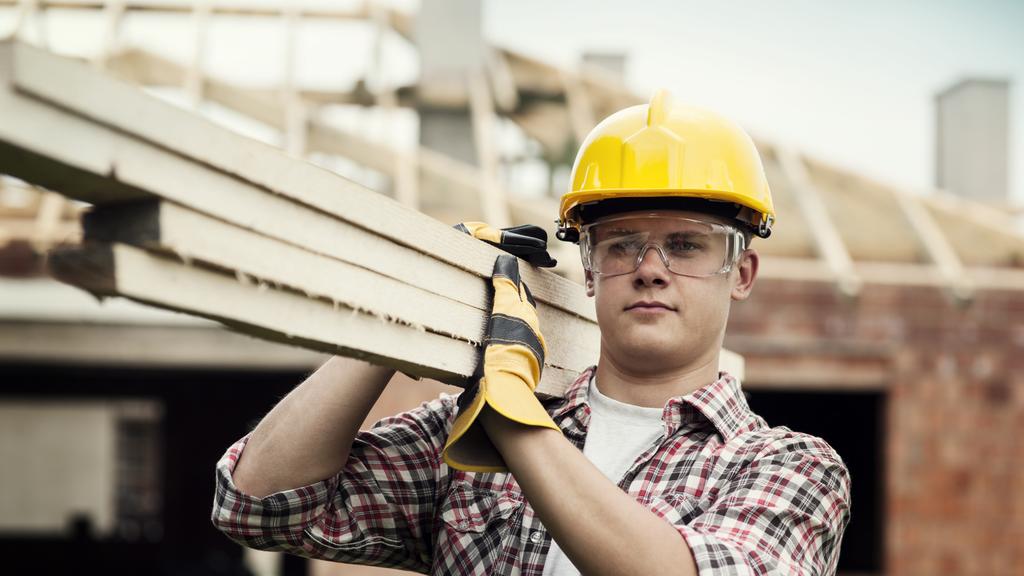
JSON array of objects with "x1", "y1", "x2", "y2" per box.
[{"x1": 557, "y1": 90, "x2": 775, "y2": 242}]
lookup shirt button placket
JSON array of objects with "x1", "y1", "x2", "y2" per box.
[{"x1": 529, "y1": 530, "x2": 544, "y2": 544}]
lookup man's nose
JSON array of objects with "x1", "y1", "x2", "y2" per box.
[{"x1": 633, "y1": 245, "x2": 671, "y2": 285}]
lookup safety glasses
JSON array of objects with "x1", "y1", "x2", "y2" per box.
[{"x1": 580, "y1": 214, "x2": 746, "y2": 278}]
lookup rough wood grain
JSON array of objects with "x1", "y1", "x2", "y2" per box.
[
  {"x1": 82, "y1": 200, "x2": 601, "y2": 373},
  {"x1": 47, "y1": 242, "x2": 516, "y2": 388}
]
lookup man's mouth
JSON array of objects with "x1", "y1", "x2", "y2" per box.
[{"x1": 625, "y1": 300, "x2": 676, "y2": 311}]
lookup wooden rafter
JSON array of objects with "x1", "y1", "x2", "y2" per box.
[
  {"x1": 0, "y1": 0, "x2": 406, "y2": 22},
  {"x1": 12, "y1": 0, "x2": 39, "y2": 42},
  {"x1": 184, "y1": 0, "x2": 209, "y2": 105},
  {"x1": 776, "y1": 146, "x2": 862, "y2": 297},
  {"x1": 0, "y1": 180, "x2": 82, "y2": 249},
  {"x1": 92, "y1": 0, "x2": 126, "y2": 70},
  {"x1": 485, "y1": 47, "x2": 518, "y2": 113},
  {"x1": 281, "y1": 5, "x2": 306, "y2": 157},
  {"x1": 560, "y1": 69, "x2": 595, "y2": 145},
  {"x1": 105, "y1": 47, "x2": 500, "y2": 222},
  {"x1": 31, "y1": 190, "x2": 65, "y2": 249},
  {"x1": 467, "y1": 69, "x2": 510, "y2": 227},
  {"x1": 391, "y1": 147, "x2": 420, "y2": 209},
  {"x1": 893, "y1": 188, "x2": 973, "y2": 303}
]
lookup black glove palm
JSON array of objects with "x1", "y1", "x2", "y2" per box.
[{"x1": 454, "y1": 222, "x2": 557, "y2": 268}]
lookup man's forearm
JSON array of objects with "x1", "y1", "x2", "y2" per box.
[
  {"x1": 232, "y1": 356, "x2": 394, "y2": 498},
  {"x1": 481, "y1": 410, "x2": 698, "y2": 576}
]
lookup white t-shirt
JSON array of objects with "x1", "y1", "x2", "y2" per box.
[{"x1": 541, "y1": 375, "x2": 666, "y2": 576}]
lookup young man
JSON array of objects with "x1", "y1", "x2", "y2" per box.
[{"x1": 212, "y1": 91, "x2": 851, "y2": 575}]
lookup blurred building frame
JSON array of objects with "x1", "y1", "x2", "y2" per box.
[{"x1": 1, "y1": 2, "x2": 1023, "y2": 576}]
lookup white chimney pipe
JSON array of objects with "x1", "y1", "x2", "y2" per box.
[{"x1": 935, "y1": 78, "x2": 1010, "y2": 204}]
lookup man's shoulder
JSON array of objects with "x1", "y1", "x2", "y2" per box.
[{"x1": 731, "y1": 422, "x2": 847, "y2": 472}]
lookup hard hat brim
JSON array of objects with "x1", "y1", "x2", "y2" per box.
[{"x1": 560, "y1": 188, "x2": 774, "y2": 237}]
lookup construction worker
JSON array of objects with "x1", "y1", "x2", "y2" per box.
[{"x1": 212, "y1": 91, "x2": 851, "y2": 575}]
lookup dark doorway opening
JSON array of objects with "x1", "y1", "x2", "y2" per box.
[
  {"x1": 746, "y1": 388, "x2": 885, "y2": 575},
  {"x1": 0, "y1": 362, "x2": 311, "y2": 576}
]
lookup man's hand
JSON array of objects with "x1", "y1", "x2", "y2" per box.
[
  {"x1": 455, "y1": 221, "x2": 557, "y2": 268},
  {"x1": 442, "y1": 254, "x2": 559, "y2": 472}
]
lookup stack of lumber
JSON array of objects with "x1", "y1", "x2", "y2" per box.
[{"x1": 0, "y1": 40, "x2": 742, "y2": 395}]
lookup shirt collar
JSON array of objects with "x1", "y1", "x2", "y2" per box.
[
  {"x1": 545, "y1": 367, "x2": 595, "y2": 441},
  {"x1": 548, "y1": 366, "x2": 756, "y2": 441},
  {"x1": 550, "y1": 367, "x2": 593, "y2": 417},
  {"x1": 668, "y1": 372, "x2": 756, "y2": 440}
]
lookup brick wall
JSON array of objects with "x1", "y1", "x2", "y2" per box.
[{"x1": 727, "y1": 279, "x2": 1024, "y2": 576}]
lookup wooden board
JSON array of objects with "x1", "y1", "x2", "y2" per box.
[
  {"x1": 46, "y1": 241, "x2": 580, "y2": 393},
  {"x1": 0, "y1": 74, "x2": 589, "y2": 323},
  {"x1": 2, "y1": 40, "x2": 595, "y2": 322},
  {"x1": 82, "y1": 200, "x2": 600, "y2": 373},
  {"x1": 83, "y1": 201, "x2": 485, "y2": 342},
  {"x1": 0, "y1": 93, "x2": 601, "y2": 384}
]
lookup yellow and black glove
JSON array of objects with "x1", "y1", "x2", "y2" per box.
[
  {"x1": 455, "y1": 221, "x2": 557, "y2": 268},
  {"x1": 442, "y1": 254, "x2": 559, "y2": 472}
]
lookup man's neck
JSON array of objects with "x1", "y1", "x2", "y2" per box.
[{"x1": 593, "y1": 353, "x2": 721, "y2": 409}]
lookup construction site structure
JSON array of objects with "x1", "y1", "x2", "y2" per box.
[{"x1": 0, "y1": 2, "x2": 1023, "y2": 576}]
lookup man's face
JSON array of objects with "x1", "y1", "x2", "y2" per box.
[{"x1": 582, "y1": 210, "x2": 759, "y2": 375}]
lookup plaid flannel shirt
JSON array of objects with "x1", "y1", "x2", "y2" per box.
[{"x1": 212, "y1": 367, "x2": 851, "y2": 575}]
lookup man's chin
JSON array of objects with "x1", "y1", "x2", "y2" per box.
[{"x1": 613, "y1": 337, "x2": 687, "y2": 366}]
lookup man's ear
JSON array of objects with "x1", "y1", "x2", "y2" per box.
[
  {"x1": 585, "y1": 269, "x2": 595, "y2": 297},
  {"x1": 731, "y1": 249, "x2": 759, "y2": 301}
]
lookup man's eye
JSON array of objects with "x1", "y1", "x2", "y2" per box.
[
  {"x1": 601, "y1": 234, "x2": 644, "y2": 254},
  {"x1": 609, "y1": 239, "x2": 642, "y2": 253},
  {"x1": 667, "y1": 239, "x2": 703, "y2": 253}
]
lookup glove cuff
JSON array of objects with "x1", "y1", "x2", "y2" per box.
[{"x1": 443, "y1": 380, "x2": 559, "y2": 473}]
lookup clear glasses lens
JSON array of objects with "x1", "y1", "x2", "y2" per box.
[{"x1": 583, "y1": 216, "x2": 741, "y2": 277}]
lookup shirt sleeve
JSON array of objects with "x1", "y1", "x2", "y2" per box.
[
  {"x1": 211, "y1": 393, "x2": 458, "y2": 572},
  {"x1": 649, "y1": 435, "x2": 852, "y2": 576}
]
